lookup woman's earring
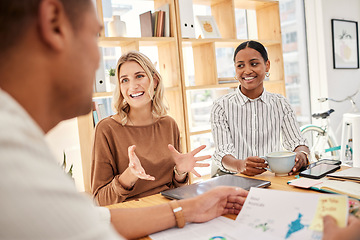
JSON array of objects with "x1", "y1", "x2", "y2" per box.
[
  {"x1": 234, "y1": 76, "x2": 239, "y2": 80},
  {"x1": 265, "y1": 72, "x2": 270, "y2": 77}
]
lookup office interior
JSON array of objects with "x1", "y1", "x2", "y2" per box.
[{"x1": 44, "y1": 0, "x2": 360, "y2": 192}]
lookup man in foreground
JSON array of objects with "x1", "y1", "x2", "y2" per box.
[
  {"x1": 0, "y1": 0, "x2": 247, "y2": 239},
  {"x1": 0, "y1": 0, "x2": 358, "y2": 239}
]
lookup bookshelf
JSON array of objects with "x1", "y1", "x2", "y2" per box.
[
  {"x1": 78, "y1": 0, "x2": 285, "y2": 192},
  {"x1": 175, "y1": 0, "x2": 285, "y2": 179}
]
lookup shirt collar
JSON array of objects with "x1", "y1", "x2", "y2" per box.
[{"x1": 236, "y1": 86, "x2": 270, "y2": 105}]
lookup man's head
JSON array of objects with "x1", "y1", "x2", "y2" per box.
[
  {"x1": 0, "y1": 0, "x2": 91, "y2": 59},
  {"x1": 0, "y1": 0, "x2": 102, "y2": 132}
]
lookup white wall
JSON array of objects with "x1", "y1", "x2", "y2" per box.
[
  {"x1": 45, "y1": 119, "x2": 84, "y2": 192},
  {"x1": 305, "y1": 0, "x2": 360, "y2": 143}
]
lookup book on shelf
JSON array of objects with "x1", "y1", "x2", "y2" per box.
[
  {"x1": 139, "y1": 10, "x2": 153, "y2": 37},
  {"x1": 156, "y1": 4, "x2": 170, "y2": 37},
  {"x1": 152, "y1": 11, "x2": 158, "y2": 37},
  {"x1": 140, "y1": 8, "x2": 167, "y2": 38},
  {"x1": 156, "y1": 10, "x2": 165, "y2": 37}
]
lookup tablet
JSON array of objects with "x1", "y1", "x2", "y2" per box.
[
  {"x1": 299, "y1": 163, "x2": 340, "y2": 179},
  {"x1": 161, "y1": 174, "x2": 271, "y2": 200}
]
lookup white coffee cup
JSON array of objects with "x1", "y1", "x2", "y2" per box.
[{"x1": 263, "y1": 151, "x2": 296, "y2": 176}]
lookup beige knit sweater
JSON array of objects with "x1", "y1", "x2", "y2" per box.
[{"x1": 91, "y1": 115, "x2": 188, "y2": 206}]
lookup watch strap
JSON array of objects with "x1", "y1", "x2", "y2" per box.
[{"x1": 168, "y1": 200, "x2": 185, "y2": 228}]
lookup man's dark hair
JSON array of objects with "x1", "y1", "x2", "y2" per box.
[
  {"x1": 233, "y1": 40, "x2": 269, "y2": 63},
  {"x1": 0, "y1": 0, "x2": 91, "y2": 54}
]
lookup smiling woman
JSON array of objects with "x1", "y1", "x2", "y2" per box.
[
  {"x1": 91, "y1": 51, "x2": 211, "y2": 206},
  {"x1": 211, "y1": 40, "x2": 310, "y2": 178}
]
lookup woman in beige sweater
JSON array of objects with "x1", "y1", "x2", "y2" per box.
[{"x1": 91, "y1": 51, "x2": 210, "y2": 206}]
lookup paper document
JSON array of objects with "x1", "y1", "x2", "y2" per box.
[
  {"x1": 150, "y1": 216, "x2": 280, "y2": 240},
  {"x1": 236, "y1": 188, "x2": 348, "y2": 240}
]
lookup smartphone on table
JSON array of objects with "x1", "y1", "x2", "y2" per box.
[{"x1": 299, "y1": 163, "x2": 340, "y2": 179}]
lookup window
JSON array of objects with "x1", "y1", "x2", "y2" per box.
[{"x1": 279, "y1": 0, "x2": 311, "y2": 126}]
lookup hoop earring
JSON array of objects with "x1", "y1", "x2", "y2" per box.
[
  {"x1": 265, "y1": 72, "x2": 270, "y2": 77},
  {"x1": 234, "y1": 76, "x2": 239, "y2": 80}
]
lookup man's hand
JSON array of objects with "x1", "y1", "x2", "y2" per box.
[
  {"x1": 288, "y1": 151, "x2": 308, "y2": 175},
  {"x1": 322, "y1": 215, "x2": 360, "y2": 240},
  {"x1": 239, "y1": 156, "x2": 268, "y2": 176},
  {"x1": 180, "y1": 186, "x2": 248, "y2": 223}
]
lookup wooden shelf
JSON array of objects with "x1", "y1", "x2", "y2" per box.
[
  {"x1": 93, "y1": 92, "x2": 113, "y2": 98},
  {"x1": 98, "y1": 37, "x2": 176, "y2": 48},
  {"x1": 186, "y1": 82, "x2": 239, "y2": 90},
  {"x1": 182, "y1": 38, "x2": 281, "y2": 48},
  {"x1": 78, "y1": 0, "x2": 285, "y2": 191},
  {"x1": 192, "y1": 0, "x2": 278, "y2": 10}
]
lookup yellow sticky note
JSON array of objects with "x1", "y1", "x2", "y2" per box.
[{"x1": 310, "y1": 195, "x2": 348, "y2": 231}]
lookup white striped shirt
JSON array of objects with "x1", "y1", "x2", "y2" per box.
[{"x1": 211, "y1": 87, "x2": 307, "y2": 173}]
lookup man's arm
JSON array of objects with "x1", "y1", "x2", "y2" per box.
[{"x1": 109, "y1": 186, "x2": 248, "y2": 239}]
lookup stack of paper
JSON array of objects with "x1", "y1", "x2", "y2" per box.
[{"x1": 150, "y1": 188, "x2": 349, "y2": 240}]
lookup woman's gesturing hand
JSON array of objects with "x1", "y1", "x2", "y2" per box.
[
  {"x1": 128, "y1": 145, "x2": 155, "y2": 181},
  {"x1": 168, "y1": 144, "x2": 211, "y2": 177}
]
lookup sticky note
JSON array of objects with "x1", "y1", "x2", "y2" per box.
[
  {"x1": 309, "y1": 195, "x2": 348, "y2": 231},
  {"x1": 288, "y1": 178, "x2": 322, "y2": 188}
]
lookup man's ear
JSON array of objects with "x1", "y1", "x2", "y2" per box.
[{"x1": 38, "y1": 0, "x2": 70, "y2": 51}]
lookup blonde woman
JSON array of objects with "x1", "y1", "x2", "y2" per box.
[{"x1": 91, "y1": 51, "x2": 210, "y2": 206}]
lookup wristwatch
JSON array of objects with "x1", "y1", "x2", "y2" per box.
[
  {"x1": 299, "y1": 150, "x2": 310, "y2": 164},
  {"x1": 174, "y1": 165, "x2": 187, "y2": 177},
  {"x1": 169, "y1": 200, "x2": 186, "y2": 228}
]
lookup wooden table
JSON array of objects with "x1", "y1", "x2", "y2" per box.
[{"x1": 106, "y1": 166, "x2": 347, "y2": 239}]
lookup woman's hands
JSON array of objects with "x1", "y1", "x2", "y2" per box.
[
  {"x1": 128, "y1": 145, "x2": 155, "y2": 181},
  {"x1": 168, "y1": 144, "x2": 211, "y2": 177}
]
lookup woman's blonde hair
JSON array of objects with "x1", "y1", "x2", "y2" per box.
[{"x1": 112, "y1": 51, "x2": 168, "y2": 125}]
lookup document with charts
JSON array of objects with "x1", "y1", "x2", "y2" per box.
[
  {"x1": 236, "y1": 188, "x2": 349, "y2": 240},
  {"x1": 150, "y1": 216, "x2": 280, "y2": 240}
]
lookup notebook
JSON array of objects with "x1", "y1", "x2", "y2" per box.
[
  {"x1": 326, "y1": 167, "x2": 360, "y2": 183},
  {"x1": 161, "y1": 174, "x2": 271, "y2": 200}
]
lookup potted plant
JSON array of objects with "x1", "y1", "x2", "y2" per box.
[
  {"x1": 107, "y1": 67, "x2": 117, "y2": 85},
  {"x1": 62, "y1": 151, "x2": 73, "y2": 178}
]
